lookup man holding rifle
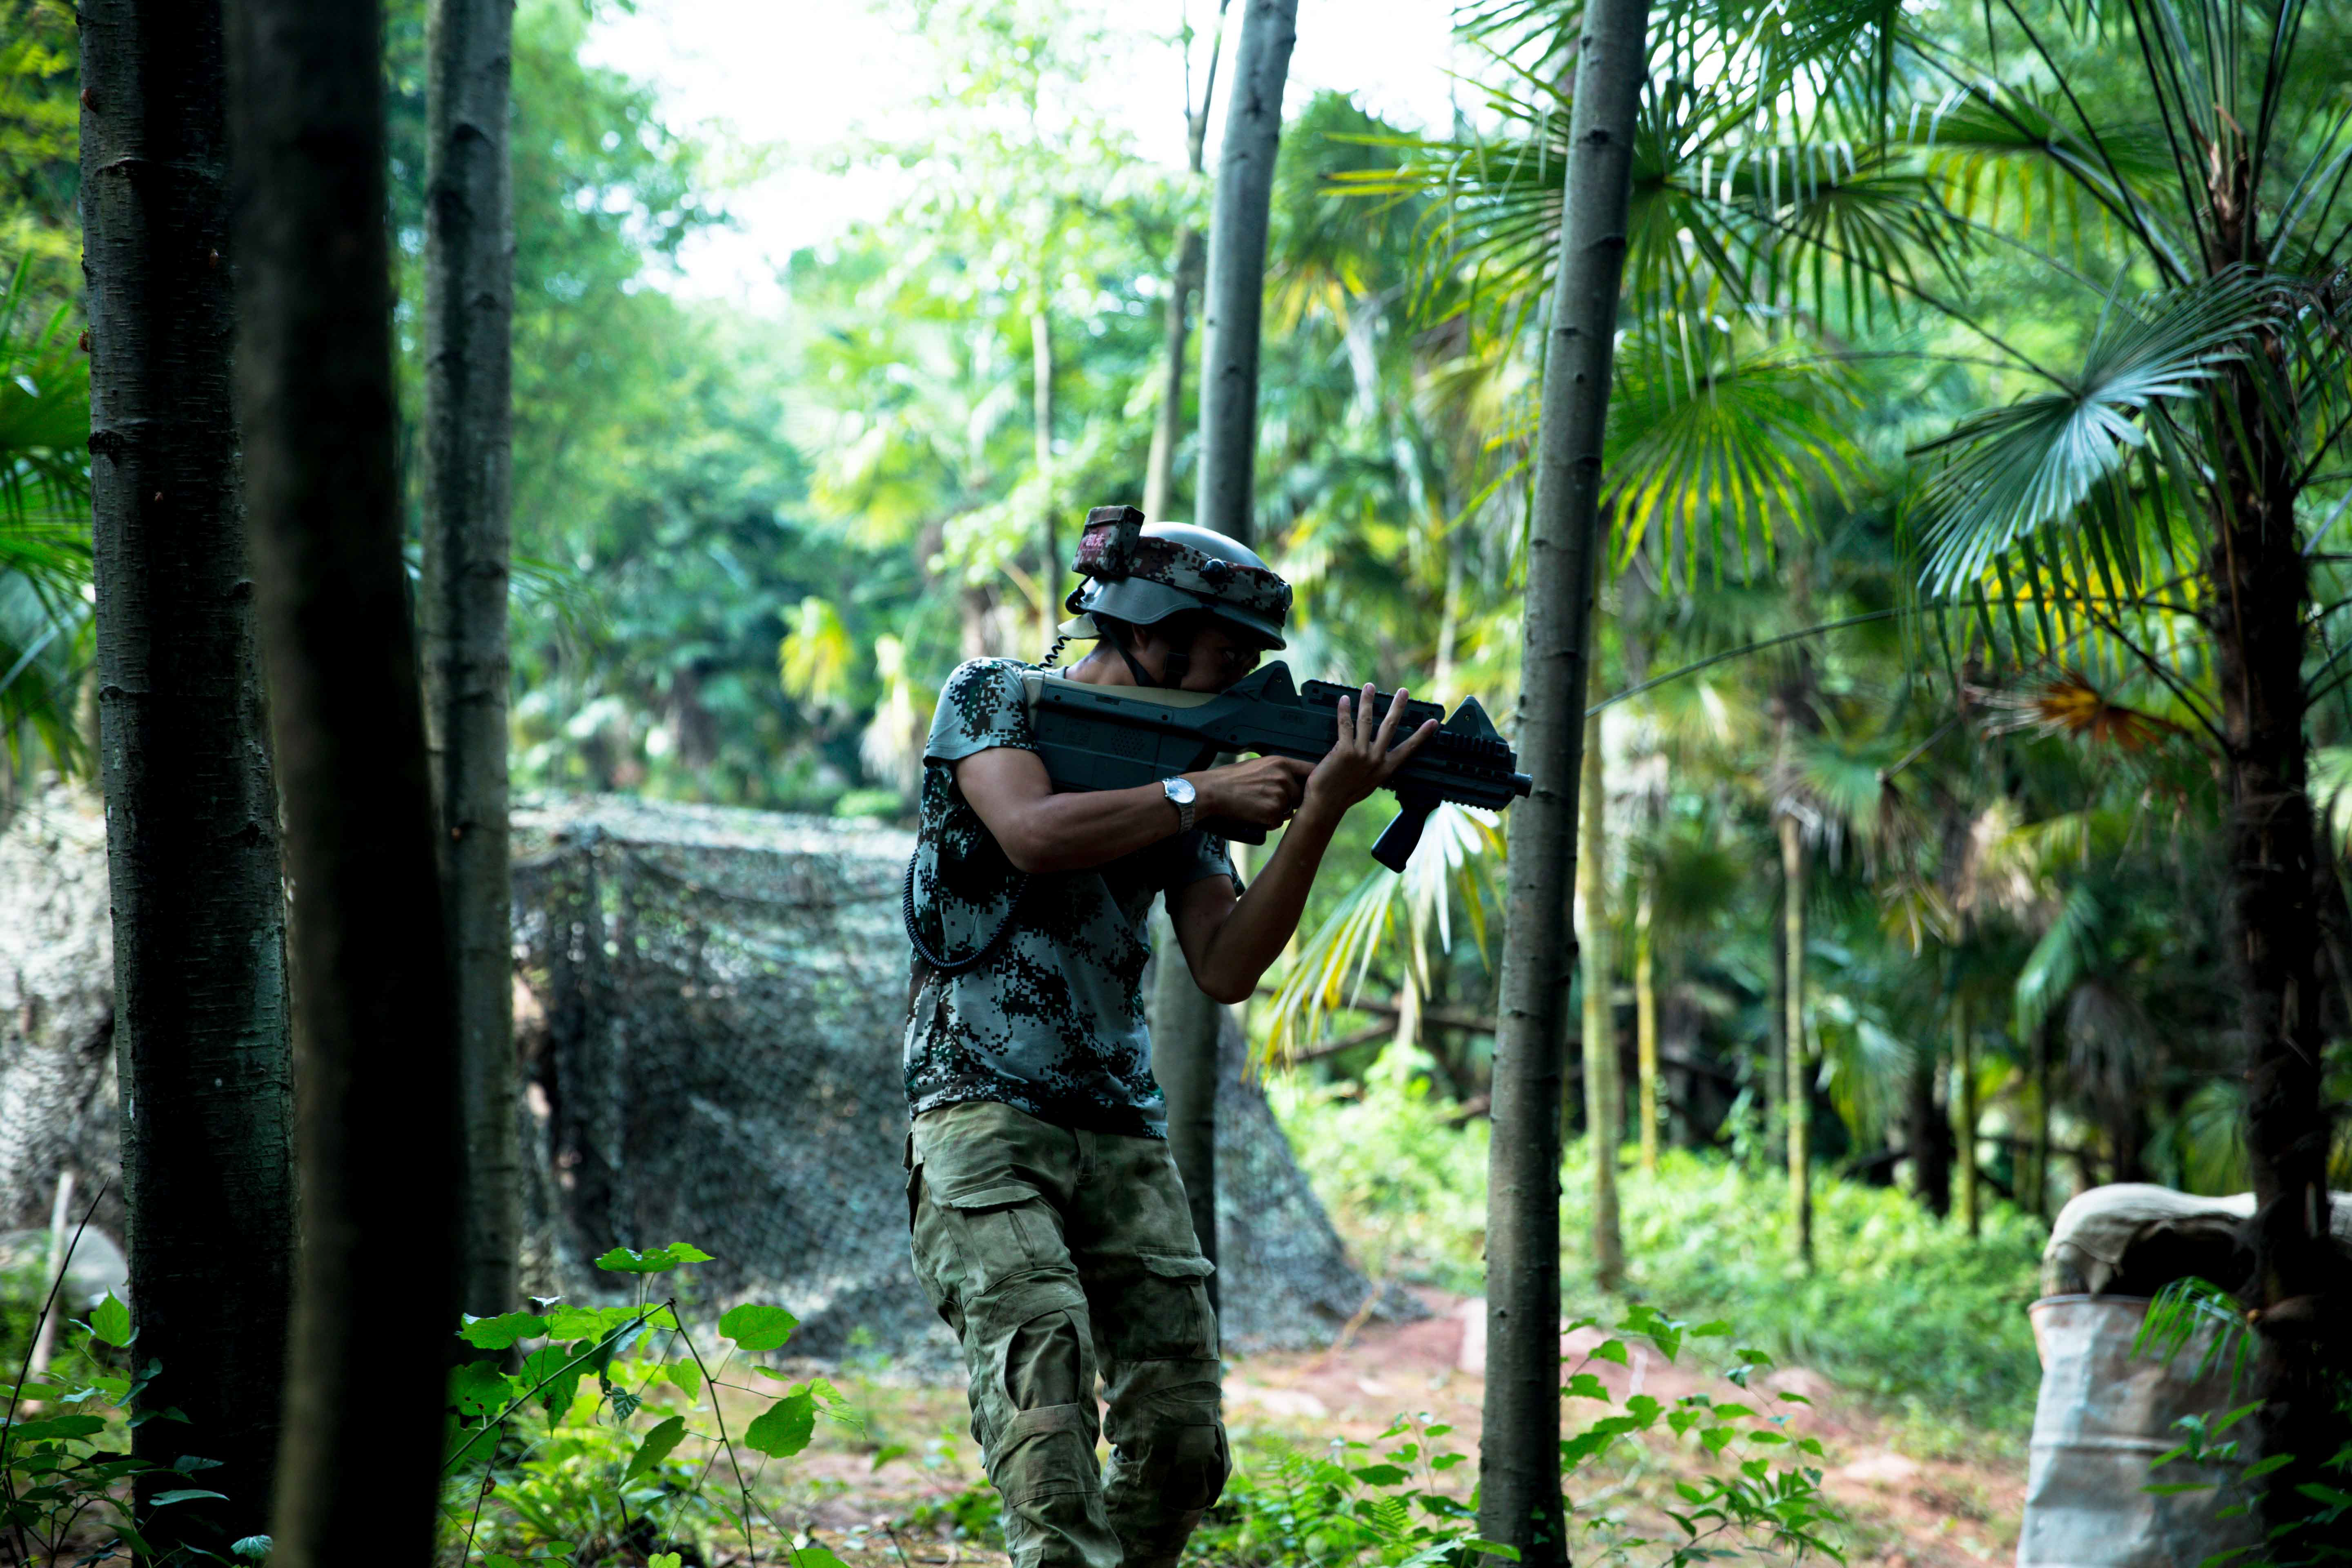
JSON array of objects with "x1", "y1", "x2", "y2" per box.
[{"x1": 900, "y1": 507, "x2": 1435, "y2": 1568}]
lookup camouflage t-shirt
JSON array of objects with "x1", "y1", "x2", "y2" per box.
[{"x1": 903, "y1": 658, "x2": 1238, "y2": 1138}]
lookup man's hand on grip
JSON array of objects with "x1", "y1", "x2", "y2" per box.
[
  {"x1": 1306, "y1": 683, "x2": 1439, "y2": 815},
  {"x1": 1195, "y1": 755, "x2": 1314, "y2": 829}
]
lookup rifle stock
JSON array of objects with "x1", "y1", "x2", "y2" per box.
[{"x1": 1021, "y1": 664, "x2": 1531, "y2": 870}]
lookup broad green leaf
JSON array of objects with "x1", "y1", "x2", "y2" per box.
[
  {"x1": 648, "y1": 1556, "x2": 682, "y2": 1568},
  {"x1": 231, "y1": 1537, "x2": 272, "y2": 1561},
  {"x1": 1565, "y1": 1373, "x2": 1611, "y2": 1402},
  {"x1": 1463, "y1": 1541, "x2": 1520, "y2": 1561},
  {"x1": 486, "y1": 1557, "x2": 528, "y2": 1568},
  {"x1": 89, "y1": 1293, "x2": 132, "y2": 1348},
  {"x1": 4, "y1": 1414, "x2": 105, "y2": 1442},
  {"x1": 797, "y1": 1549, "x2": 850, "y2": 1568},
  {"x1": 666, "y1": 1360, "x2": 702, "y2": 1398},
  {"x1": 448, "y1": 1360, "x2": 511, "y2": 1421},
  {"x1": 595, "y1": 1241, "x2": 713, "y2": 1274},
  {"x1": 719, "y1": 1303, "x2": 799, "y2": 1353},
  {"x1": 518, "y1": 1345, "x2": 585, "y2": 1426},
  {"x1": 623, "y1": 1414, "x2": 687, "y2": 1482},
  {"x1": 871, "y1": 1442, "x2": 911, "y2": 1471},
  {"x1": 1589, "y1": 1339, "x2": 1629, "y2": 1366},
  {"x1": 743, "y1": 1391, "x2": 816, "y2": 1458},
  {"x1": 461, "y1": 1312, "x2": 549, "y2": 1350},
  {"x1": 148, "y1": 1489, "x2": 229, "y2": 1506},
  {"x1": 1351, "y1": 1463, "x2": 1411, "y2": 1486}
]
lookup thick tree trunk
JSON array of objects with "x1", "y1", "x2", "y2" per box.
[
  {"x1": 2205, "y1": 347, "x2": 2348, "y2": 1521},
  {"x1": 1193, "y1": 0, "x2": 1296, "y2": 541},
  {"x1": 1578, "y1": 716, "x2": 1623, "y2": 1287},
  {"x1": 422, "y1": 0, "x2": 518, "y2": 1323},
  {"x1": 1635, "y1": 877, "x2": 1657, "y2": 1173},
  {"x1": 1158, "y1": 0, "x2": 1298, "y2": 1300},
  {"x1": 78, "y1": 2, "x2": 293, "y2": 1549},
  {"x1": 226, "y1": 0, "x2": 463, "y2": 1561},
  {"x1": 1476, "y1": 3, "x2": 1647, "y2": 1561},
  {"x1": 1779, "y1": 813, "x2": 1811, "y2": 1266},
  {"x1": 1952, "y1": 997, "x2": 1978, "y2": 1239}
]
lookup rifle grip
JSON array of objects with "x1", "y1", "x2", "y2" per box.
[{"x1": 1372, "y1": 802, "x2": 1432, "y2": 873}]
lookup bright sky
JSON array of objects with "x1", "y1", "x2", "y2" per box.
[{"x1": 581, "y1": 0, "x2": 1466, "y2": 307}]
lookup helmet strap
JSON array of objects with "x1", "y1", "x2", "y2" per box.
[{"x1": 1100, "y1": 619, "x2": 1172, "y2": 690}]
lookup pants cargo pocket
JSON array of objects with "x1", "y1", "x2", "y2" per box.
[
  {"x1": 1124, "y1": 1252, "x2": 1217, "y2": 1360},
  {"x1": 988, "y1": 1403, "x2": 1100, "y2": 1507}
]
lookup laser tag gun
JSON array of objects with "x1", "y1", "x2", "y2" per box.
[{"x1": 1021, "y1": 665, "x2": 1533, "y2": 872}]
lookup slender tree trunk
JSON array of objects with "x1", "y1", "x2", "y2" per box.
[
  {"x1": 1635, "y1": 877, "x2": 1657, "y2": 1173},
  {"x1": 1579, "y1": 716, "x2": 1623, "y2": 1287},
  {"x1": 1476, "y1": 3, "x2": 1647, "y2": 1561},
  {"x1": 1952, "y1": 996, "x2": 1978, "y2": 1239},
  {"x1": 1193, "y1": 0, "x2": 1295, "y2": 540},
  {"x1": 1031, "y1": 305, "x2": 1057, "y2": 650},
  {"x1": 422, "y1": 0, "x2": 518, "y2": 1323},
  {"x1": 1907, "y1": 1042, "x2": 1951, "y2": 1217},
  {"x1": 1143, "y1": 225, "x2": 1204, "y2": 522},
  {"x1": 1157, "y1": 0, "x2": 1298, "y2": 1301},
  {"x1": 80, "y1": 3, "x2": 293, "y2": 1547},
  {"x1": 2029, "y1": 1011, "x2": 2053, "y2": 1218},
  {"x1": 1779, "y1": 813, "x2": 1811, "y2": 1267},
  {"x1": 226, "y1": 1, "x2": 463, "y2": 1561},
  {"x1": 1150, "y1": 940, "x2": 1222, "y2": 1314}
]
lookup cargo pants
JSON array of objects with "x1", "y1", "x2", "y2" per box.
[{"x1": 906, "y1": 1100, "x2": 1230, "y2": 1568}]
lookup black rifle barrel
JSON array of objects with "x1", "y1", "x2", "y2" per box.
[{"x1": 1022, "y1": 663, "x2": 1532, "y2": 872}]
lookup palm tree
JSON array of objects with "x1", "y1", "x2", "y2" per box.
[
  {"x1": 0, "y1": 256, "x2": 89, "y2": 811},
  {"x1": 1897, "y1": 0, "x2": 2352, "y2": 1515}
]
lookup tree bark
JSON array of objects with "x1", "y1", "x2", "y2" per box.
[
  {"x1": 1634, "y1": 876, "x2": 1657, "y2": 1173},
  {"x1": 226, "y1": 1, "x2": 463, "y2": 1561},
  {"x1": 423, "y1": 0, "x2": 518, "y2": 1323},
  {"x1": 1193, "y1": 0, "x2": 1296, "y2": 541},
  {"x1": 1907, "y1": 1041, "x2": 1950, "y2": 1217},
  {"x1": 79, "y1": 2, "x2": 294, "y2": 1549},
  {"x1": 1578, "y1": 715, "x2": 1623, "y2": 1287},
  {"x1": 1151, "y1": 936, "x2": 1223, "y2": 1315},
  {"x1": 1779, "y1": 813, "x2": 1811, "y2": 1267},
  {"x1": 1143, "y1": 225, "x2": 1205, "y2": 523},
  {"x1": 1476, "y1": 2, "x2": 1648, "y2": 1561},
  {"x1": 1952, "y1": 995, "x2": 1978, "y2": 1239},
  {"x1": 1156, "y1": 0, "x2": 1298, "y2": 1308}
]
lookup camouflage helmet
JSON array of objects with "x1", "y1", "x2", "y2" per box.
[{"x1": 1064, "y1": 505, "x2": 1291, "y2": 650}]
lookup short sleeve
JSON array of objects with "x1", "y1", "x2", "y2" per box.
[
  {"x1": 924, "y1": 659, "x2": 1037, "y2": 765},
  {"x1": 1169, "y1": 831, "x2": 1241, "y2": 897}
]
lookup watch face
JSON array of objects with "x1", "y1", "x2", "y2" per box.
[{"x1": 1165, "y1": 776, "x2": 1197, "y2": 805}]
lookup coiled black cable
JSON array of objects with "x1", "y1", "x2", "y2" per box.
[{"x1": 902, "y1": 853, "x2": 1028, "y2": 975}]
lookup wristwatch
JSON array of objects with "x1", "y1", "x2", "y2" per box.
[{"x1": 1160, "y1": 775, "x2": 1197, "y2": 833}]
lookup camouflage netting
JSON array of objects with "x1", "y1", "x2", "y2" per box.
[
  {"x1": 511, "y1": 794, "x2": 1418, "y2": 1361},
  {"x1": 0, "y1": 789, "x2": 1414, "y2": 1359}
]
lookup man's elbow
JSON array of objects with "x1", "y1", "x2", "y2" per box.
[{"x1": 1193, "y1": 967, "x2": 1257, "y2": 1007}]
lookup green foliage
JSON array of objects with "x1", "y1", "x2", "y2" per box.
[
  {"x1": 1276, "y1": 1071, "x2": 2045, "y2": 1434},
  {"x1": 1200, "y1": 1312, "x2": 1842, "y2": 1568},
  {"x1": 440, "y1": 1239, "x2": 842, "y2": 1568}
]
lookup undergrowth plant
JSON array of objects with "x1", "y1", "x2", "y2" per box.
[
  {"x1": 438, "y1": 1240, "x2": 848, "y2": 1568},
  {"x1": 2133, "y1": 1277, "x2": 2352, "y2": 1568},
  {"x1": 1199, "y1": 1303, "x2": 1844, "y2": 1568}
]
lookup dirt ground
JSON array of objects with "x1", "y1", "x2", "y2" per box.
[{"x1": 761, "y1": 1289, "x2": 2024, "y2": 1568}]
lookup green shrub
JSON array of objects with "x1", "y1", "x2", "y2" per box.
[{"x1": 1274, "y1": 1073, "x2": 2045, "y2": 1434}]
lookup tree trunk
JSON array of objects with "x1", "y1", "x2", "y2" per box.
[
  {"x1": 79, "y1": 2, "x2": 294, "y2": 1548},
  {"x1": 1777, "y1": 815, "x2": 1811, "y2": 1265},
  {"x1": 422, "y1": 0, "x2": 518, "y2": 1323},
  {"x1": 1193, "y1": 0, "x2": 1296, "y2": 541},
  {"x1": 1476, "y1": 2, "x2": 1648, "y2": 1561},
  {"x1": 1907, "y1": 1042, "x2": 1951, "y2": 1218},
  {"x1": 226, "y1": 1, "x2": 463, "y2": 1561},
  {"x1": 1143, "y1": 224, "x2": 1205, "y2": 523},
  {"x1": 1579, "y1": 716, "x2": 1624, "y2": 1287},
  {"x1": 1031, "y1": 304, "x2": 1057, "y2": 650},
  {"x1": 1635, "y1": 876, "x2": 1657, "y2": 1173},
  {"x1": 2028, "y1": 1011, "x2": 2052, "y2": 1218},
  {"x1": 1952, "y1": 996, "x2": 1978, "y2": 1239},
  {"x1": 1150, "y1": 935, "x2": 1223, "y2": 1315},
  {"x1": 1157, "y1": 0, "x2": 1298, "y2": 1305}
]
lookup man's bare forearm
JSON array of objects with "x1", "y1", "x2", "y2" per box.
[{"x1": 1189, "y1": 799, "x2": 1342, "y2": 1002}]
